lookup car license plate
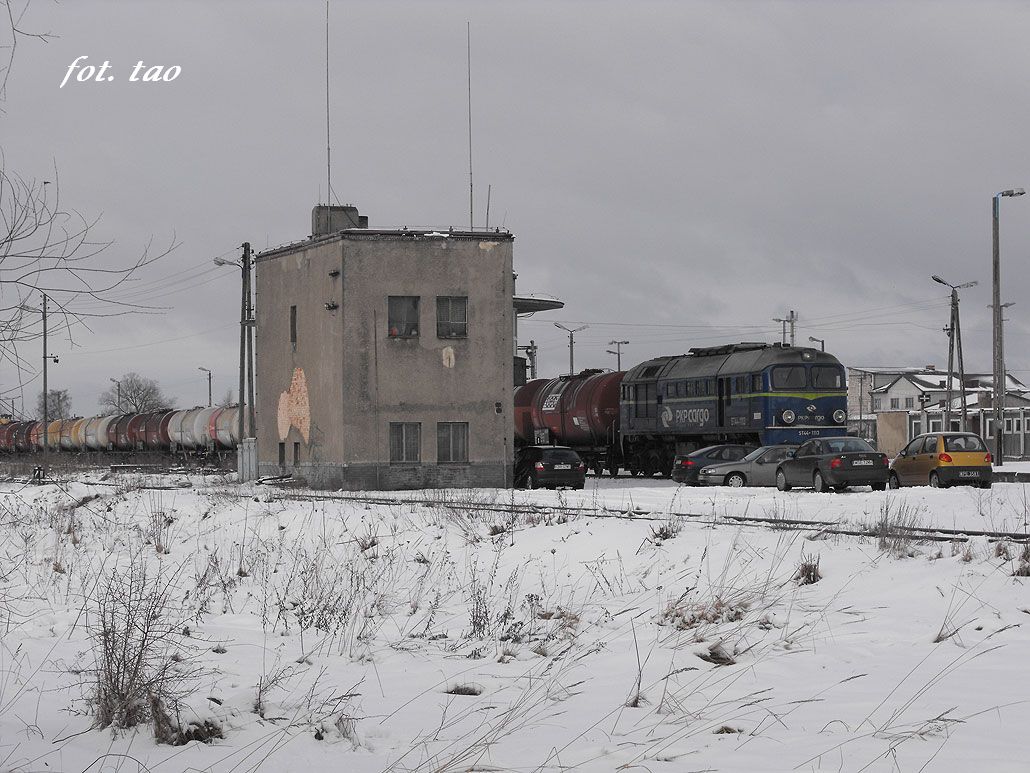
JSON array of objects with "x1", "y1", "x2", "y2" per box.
[
  {"x1": 554, "y1": 464, "x2": 571, "y2": 470},
  {"x1": 958, "y1": 471, "x2": 979, "y2": 478},
  {"x1": 852, "y1": 459, "x2": 873, "y2": 466}
]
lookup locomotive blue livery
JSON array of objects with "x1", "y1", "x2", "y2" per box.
[{"x1": 619, "y1": 342, "x2": 848, "y2": 476}]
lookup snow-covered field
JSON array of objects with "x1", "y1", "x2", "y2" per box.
[{"x1": 2, "y1": 474, "x2": 1030, "y2": 772}]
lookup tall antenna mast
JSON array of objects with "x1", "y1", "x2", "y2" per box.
[
  {"x1": 467, "y1": 21, "x2": 473, "y2": 231},
  {"x1": 325, "y1": 0, "x2": 332, "y2": 205}
]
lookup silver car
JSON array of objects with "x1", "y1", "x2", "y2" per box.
[{"x1": 697, "y1": 445, "x2": 797, "y2": 487}]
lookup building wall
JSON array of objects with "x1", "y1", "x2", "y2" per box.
[
  {"x1": 256, "y1": 231, "x2": 514, "y2": 490},
  {"x1": 875, "y1": 411, "x2": 909, "y2": 456}
]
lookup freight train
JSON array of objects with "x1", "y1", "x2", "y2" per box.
[
  {"x1": 0, "y1": 406, "x2": 241, "y2": 455},
  {"x1": 514, "y1": 342, "x2": 849, "y2": 477}
]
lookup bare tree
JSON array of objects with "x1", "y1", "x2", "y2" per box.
[
  {"x1": 98, "y1": 373, "x2": 173, "y2": 414},
  {"x1": 1, "y1": 3, "x2": 174, "y2": 405},
  {"x1": 36, "y1": 387, "x2": 70, "y2": 419}
]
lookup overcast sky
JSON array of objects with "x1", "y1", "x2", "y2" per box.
[{"x1": 4, "y1": 0, "x2": 1030, "y2": 416}]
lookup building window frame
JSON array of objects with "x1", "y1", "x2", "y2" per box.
[
  {"x1": 890, "y1": 397, "x2": 900, "y2": 410},
  {"x1": 388, "y1": 296, "x2": 420, "y2": 338},
  {"x1": 872, "y1": 397, "x2": 881, "y2": 411},
  {"x1": 437, "y1": 422, "x2": 469, "y2": 463},
  {"x1": 436, "y1": 296, "x2": 468, "y2": 339},
  {"x1": 290, "y1": 305, "x2": 297, "y2": 349},
  {"x1": 904, "y1": 397, "x2": 914, "y2": 409},
  {"x1": 389, "y1": 422, "x2": 421, "y2": 463}
]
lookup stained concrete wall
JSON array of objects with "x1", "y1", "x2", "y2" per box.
[{"x1": 255, "y1": 229, "x2": 514, "y2": 490}]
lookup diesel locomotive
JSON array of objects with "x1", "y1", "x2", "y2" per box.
[{"x1": 514, "y1": 342, "x2": 849, "y2": 477}]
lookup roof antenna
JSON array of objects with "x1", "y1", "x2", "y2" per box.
[
  {"x1": 485, "y1": 184, "x2": 491, "y2": 230},
  {"x1": 466, "y1": 21, "x2": 473, "y2": 231},
  {"x1": 325, "y1": 0, "x2": 334, "y2": 205}
]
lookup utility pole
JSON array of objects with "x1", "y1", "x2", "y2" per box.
[
  {"x1": 772, "y1": 311, "x2": 797, "y2": 345},
  {"x1": 992, "y1": 188, "x2": 1025, "y2": 466},
  {"x1": 954, "y1": 294, "x2": 967, "y2": 432},
  {"x1": 944, "y1": 307, "x2": 955, "y2": 433},
  {"x1": 516, "y1": 340, "x2": 538, "y2": 379},
  {"x1": 40, "y1": 293, "x2": 58, "y2": 478},
  {"x1": 199, "y1": 367, "x2": 212, "y2": 407},
  {"x1": 606, "y1": 340, "x2": 629, "y2": 371},
  {"x1": 42, "y1": 292, "x2": 48, "y2": 477},
  {"x1": 554, "y1": 322, "x2": 587, "y2": 376},
  {"x1": 245, "y1": 243, "x2": 255, "y2": 438},
  {"x1": 237, "y1": 247, "x2": 248, "y2": 442}
]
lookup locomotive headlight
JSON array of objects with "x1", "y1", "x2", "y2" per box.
[
  {"x1": 832, "y1": 409, "x2": 847, "y2": 424},
  {"x1": 781, "y1": 409, "x2": 796, "y2": 425}
]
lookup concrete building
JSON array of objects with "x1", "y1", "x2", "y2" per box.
[{"x1": 254, "y1": 205, "x2": 515, "y2": 489}]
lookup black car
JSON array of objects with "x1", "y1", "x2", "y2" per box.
[
  {"x1": 672, "y1": 444, "x2": 755, "y2": 485},
  {"x1": 514, "y1": 446, "x2": 586, "y2": 489},
  {"x1": 775, "y1": 436, "x2": 889, "y2": 492}
]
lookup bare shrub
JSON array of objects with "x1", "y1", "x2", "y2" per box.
[
  {"x1": 794, "y1": 554, "x2": 822, "y2": 585},
  {"x1": 650, "y1": 516, "x2": 682, "y2": 543},
  {"x1": 87, "y1": 556, "x2": 201, "y2": 739},
  {"x1": 994, "y1": 541, "x2": 1011, "y2": 561},
  {"x1": 873, "y1": 499, "x2": 923, "y2": 558}
]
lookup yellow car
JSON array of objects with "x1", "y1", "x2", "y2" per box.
[{"x1": 888, "y1": 432, "x2": 993, "y2": 489}]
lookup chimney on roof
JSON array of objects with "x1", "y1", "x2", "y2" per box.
[{"x1": 312, "y1": 205, "x2": 368, "y2": 236}]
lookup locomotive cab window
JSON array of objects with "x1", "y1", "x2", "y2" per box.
[
  {"x1": 811, "y1": 365, "x2": 844, "y2": 389},
  {"x1": 772, "y1": 365, "x2": 807, "y2": 389}
]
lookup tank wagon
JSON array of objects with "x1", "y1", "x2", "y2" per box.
[
  {"x1": 514, "y1": 343, "x2": 849, "y2": 477},
  {"x1": 0, "y1": 407, "x2": 241, "y2": 457}
]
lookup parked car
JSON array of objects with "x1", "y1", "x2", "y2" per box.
[
  {"x1": 514, "y1": 445, "x2": 586, "y2": 489},
  {"x1": 672, "y1": 444, "x2": 755, "y2": 485},
  {"x1": 889, "y1": 432, "x2": 992, "y2": 489},
  {"x1": 697, "y1": 445, "x2": 797, "y2": 487},
  {"x1": 775, "y1": 436, "x2": 889, "y2": 492}
]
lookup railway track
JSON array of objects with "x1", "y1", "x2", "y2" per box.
[{"x1": 4, "y1": 476, "x2": 1028, "y2": 546}]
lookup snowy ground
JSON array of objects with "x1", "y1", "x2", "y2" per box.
[{"x1": 2, "y1": 473, "x2": 1030, "y2": 773}]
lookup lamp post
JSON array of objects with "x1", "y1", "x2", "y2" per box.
[
  {"x1": 606, "y1": 340, "x2": 629, "y2": 370},
  {"x1": 215, "y1": 244, "x2": 254, "y2": 442},
  {"x1": 808, "y1": 336, "x2": 825, "y2": 352},
  {"x1": 109, "y1": 378, "x2": 121, "y2": 412},
  {"x1": 198, "y1": 367, "x2": 212, "y2": 407},
  {"x1": 554, "y1": 322, "x2": 587, "y2": 376},
  {"x1": 992, "y1": 188, "x2": 1025, "y2": 466},
  {"x1": 931, "y1": 275, "x2": 976, "y2": 432}
]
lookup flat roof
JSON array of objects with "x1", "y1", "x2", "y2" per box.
[{"x1": 257, "y1": 227, "x2": 514, "y2": 262}]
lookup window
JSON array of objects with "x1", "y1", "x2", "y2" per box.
[
  {"x1": 944, "y1": 435, "x2": 986, "y2": 452},
  {"x1": 872, "y1": 398, "x2": 881, "y2": 411},
  {"x1": 436, "y1": 296, "x2": 467, "y2": 338},
  {"x1": 904, "y1": 397, "x2": 914, "y2": 409},
  {"x1": 388, "y1": 296, "x2": 420, "y2": 338},
  {"x1": 811, "y1": 366, "x2": 844, "y2": 389},
  {"x1": 290, "y1": 305, "x2": 297, "y2": 348},
  {"x1": 293, "y1": 442, "x2": 300, "y2": 466},
  {"x1": 437, "y1": 422, "x2": 469, "y2": 463},
  {"x1": 890, "y1": 398, "x2": 900, "y2": 410},
  {"x1": 389, "y1": 422, "x2": 421, "y2": 462},
  {"x1": 911, "y1": 420, "x2": 922, "y2": 436},
  {"x1": 929, "y1": 419, "x2": 942, "y2": 432},
  {"x1": 752, "y1": 374, "x2": 763, "y2": 392},
  {"x1": 902, "y1": 438, "x2": 923, "y2": 456},
  {"x1": 771, "y1": 366, "x2": 807, "y2": 389},
  {"x1": 633, "y1": 383, "x2": 657, "y2": 418},
  {"x1": 665, "y1": 384, "x2": 675, "y2": 397},
  {"x1": 921, "y1": 436, "x2": 939, "y2": 454},
  {"x1": 278, "y1": 442, "x2": 286, "y2": 466},
  {"x1": 1005, "y1": 418, "x2": 1014, "y2": 433}
]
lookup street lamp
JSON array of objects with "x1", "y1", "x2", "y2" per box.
[
  {"x1": 808, "y1": 336, "x2": 825, "y2": 352},
  {"x1": 931, "y1": 274, "x2": 977, "y2": 432},
  {"x1": 109, "y1": 378, "x2": 121, "y2": 412},
  {"x1": 198, "y1": 367, "x2": 212, "y2": 407},
  {"x1": 606, "y1": 340, "x2": 629, "y2": 370},
  {"x1": 554, "y1": 322, "x2": 587, "y2": 376},
  {"x1": 215, "y1": 246, "x2": 254, "y2": 442},
  {"x1": 992, "y1": 188, "x2": 1025, "y2": 466}
]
